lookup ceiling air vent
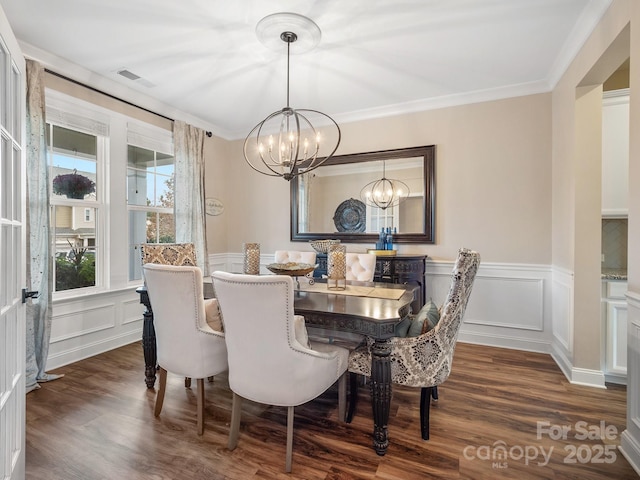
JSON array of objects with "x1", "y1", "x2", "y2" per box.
[
  {"x1": 116, "y1": 68, "x2": 155, "y2": 88},
  {"x1": 117, "y1": 69, "x2": 141, "y2": 81}
]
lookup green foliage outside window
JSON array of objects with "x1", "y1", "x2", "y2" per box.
[{"x1": 55, "y1": 242, "x2": 96, "y2": 291}]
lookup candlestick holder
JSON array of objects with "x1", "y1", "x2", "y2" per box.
[
  {"x1": 327, "y1": 244, "x2": 346, "y2": 290},
  {"x1": 243, "y1": 243, "x2": 260, "y2": 274}
]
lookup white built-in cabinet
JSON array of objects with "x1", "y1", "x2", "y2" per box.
[
  {"x1": 602, "y1": 89, "x2": 629, "y2": 217},
  {"x1": 602, "y1": 280, "x2": 628, "y2": 383}
]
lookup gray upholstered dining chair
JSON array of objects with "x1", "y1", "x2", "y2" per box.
[
  {"x1": 348, "y1": 247, "x2": 480, "y2": 440},
  {"x1": 143, "y1": 263, "x2": 228, "y2": 435},
  {"x1": 211, "y1": 271, "x2": 348, "y2": 473}
]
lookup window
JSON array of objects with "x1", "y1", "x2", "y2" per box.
[
  {"x1": 366, "y1": 204, "x2": 399, "y2": 233},
  {"x1": 127, "y1": 123, "x2": 175, "y2": 282},
  {"x1": 46, "y1": 89, "x2": 174, "y2": 296},
  {"x1": 48, "y1": 124, "x2": 101, "y2": 293}
]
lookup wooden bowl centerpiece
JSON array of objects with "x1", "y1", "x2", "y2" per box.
[{"x1": 266, "y1": 262, "x2": 317, "y2": 277}]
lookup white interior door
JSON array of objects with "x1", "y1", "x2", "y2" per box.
[{"x1": 0, "y1": 6, "x2": 26, "y2": 480}]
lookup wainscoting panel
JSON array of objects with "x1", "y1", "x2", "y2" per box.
[
  {"x1": 48, "y1": 288, "x2": 142, "y2": 370},
  {"x1": 425, "y1": 261, "x2": 552, "y2": 353},
  {"x1": 549, "y1": 267, "x2": 575, "y2": 382},
  {"x1": 51, "y1": 302, "x2": 117, "y2": 341},
  {"x1": 122, "y1": 297, "x2": 144, "y2": 325},
  {"x1": 551, "y1": 267, "x2": 574, "y2": 354},
  {"x1": 463, "y1": 276, "x2": 543, "y2": 330}
]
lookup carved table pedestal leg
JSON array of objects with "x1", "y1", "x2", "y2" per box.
[
  {"x1": 138, "y1": 289, "x2": 157, "y2": 389},
  {"x1": 370, "y1": 338, "x2": 392, "y2": 455}
]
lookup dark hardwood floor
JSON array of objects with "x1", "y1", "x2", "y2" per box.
[{"x1": 26, "y1": 342, "x2": 637, "y2": 479}]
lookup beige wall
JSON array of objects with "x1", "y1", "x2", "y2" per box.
[
  {"x1": 209, "y1": 93, "x2": 552, "y2": 263},
  {"x1": 203, "y1": 134, "x2": 231, "y2": 254},
  {"x1": 550, "y1": 0, "x2": 637, "y2": 372}
]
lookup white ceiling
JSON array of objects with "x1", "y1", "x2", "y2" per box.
[{"x1": 1, "y1": 0, "x2": 612, "y2": 140}]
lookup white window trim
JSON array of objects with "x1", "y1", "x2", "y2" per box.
[
  {"x1": 45, "y1": 88, "x2": 175, "y2": 297},
  {"x1": 48, "y1": 130, "x2": 106, "y2": 300}
]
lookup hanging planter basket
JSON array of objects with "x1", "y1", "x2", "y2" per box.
[{"x1": 52, "y1": 171, "x2": 95, "y2": 199}]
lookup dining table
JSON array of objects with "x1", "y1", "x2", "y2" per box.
[{"x1": 136, "y1": 277, "x2": 418, "y2": 456}]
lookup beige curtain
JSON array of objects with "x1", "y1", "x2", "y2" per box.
[
  {"x1": 173, "y1": 120, "x2": 210, "y2": 276},
  {"x1": 25, "y1": 59, "x2": 62, "y2": 393}
]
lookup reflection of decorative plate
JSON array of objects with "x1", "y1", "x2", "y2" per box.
[{"x1": 333, "y1": 198, "x2": 366, "y2": 232}]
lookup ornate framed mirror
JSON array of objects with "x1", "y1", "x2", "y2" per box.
[{"x1": 290, "y1": 145, "x2": 435, "y2": 243}]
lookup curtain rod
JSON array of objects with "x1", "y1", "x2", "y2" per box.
[{"x1": 44, "y1": 69, "x2": 213, "y2": 137}]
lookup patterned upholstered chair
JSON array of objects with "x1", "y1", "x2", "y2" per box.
[
  {"x1": 212, "y1": 271, "x2": 348, "y2": 473},
  {"x1": 143, "y1": 264, "x2": 228, "y2": 435},
  {"x1": 348, "y1": 247, "x2": 480, "y2": 440},
  {"x1": 140, "y1": 243, "x2": 197, "y2": 268}
]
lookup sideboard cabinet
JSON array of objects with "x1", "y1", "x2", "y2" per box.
[{"x1": 314, "y1": 253, "x2": 426, "y2": 312}]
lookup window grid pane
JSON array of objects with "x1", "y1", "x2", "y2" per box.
[
  {"x1": 0, "y1": 43, "x2": 7, "y2": 129},
  {"x1": 52, "y1": 205, "x2": 97, "y2": 292},
  {"x1": 49, "y1": 125, "x2": 97, "y2": 202},
  {"x1": 127, "y1": 143, "x2": 175, "y2": 282},
  {"x1": 12, "y1": 145, "x2": 20, "y2": 221},
  {"x1": 1, "y1": 135, "x2": 11, "y2": 219},
  {"x1": 11, "y1": 63, "x2": 20, "y2": 141}
]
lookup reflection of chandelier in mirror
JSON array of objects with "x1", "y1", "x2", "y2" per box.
[
  {"x1": 243, "y1": 12, "x2": 341, "y2": 181},
  {"x1": 360, "y1": 161, "x2": 410, "y2": 210}
]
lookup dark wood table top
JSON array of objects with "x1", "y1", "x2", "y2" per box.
[
  {"x1": 138, "y1": 278, "x2": 416, "y2": 340},
  {"x1": 292, "y1": 280, "x2": 416, "y2": 339}
]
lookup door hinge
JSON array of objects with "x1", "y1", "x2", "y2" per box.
[{"x1": 22, "y1": 288, "x2": 39, "y2": 303}]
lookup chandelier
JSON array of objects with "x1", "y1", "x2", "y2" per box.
[
  {"x1": 243, "y1": 13, "x2": 341, "y2": 181},
  {"x1": 360, "y1": 161, "x2": 410, "y2": 210}
]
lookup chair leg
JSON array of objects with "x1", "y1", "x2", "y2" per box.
[
  {"x1": 228, "y1": 393, "x2": 242, "y2": 450},
  {"x1": 286, "y1": 406, "x2": 294, "y2": 473},
  {"x1": 196, "y1": 378, "x2": 205, "y2": 436},
  {"x1": 432, "y1": 385, "x2": 438, "y2": 401},
  {"x1": 185, "y1": 377, "x2": 191, "y2": 388},
  {"x1": 154, "y1": 367, "x2": 167, "y2": 417},
  {"x1": 346, "y1": 372, "x2": 359, "y2": 423},
  {"x1": 420, "y1": 386, "x2": 432, "y2": 440},
  {"x1": 338, "y1": 372, "x2": 347, "y2": 422}
]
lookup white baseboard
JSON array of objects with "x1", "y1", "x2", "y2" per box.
[
  {"x1": 550, "y1": 341, "x2": 574, "y2": 383},
  {"x1": 605, "y1": 373, "x2": 627, "y2": 385},
  {"x1": 620, "y1": 430, "x2": 640, "y2": 477},
  {"x1": 457, "y1": 331, "x2": 552, "y2": 354},
  {"x1": 569, "y1": 367, "x2": 606, "y2": 388}
]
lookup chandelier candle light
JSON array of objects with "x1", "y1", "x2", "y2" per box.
[
  {"x1": 360, "y1": 160, "x2": 410, "y2": 210},
  {"x1": 243, "y1": 13, "x2": 341, "y2": 181}
]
